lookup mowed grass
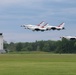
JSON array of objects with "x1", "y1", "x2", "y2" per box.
[{"x1": 0, "y1": 54, "x2": 76, "y2": 75}]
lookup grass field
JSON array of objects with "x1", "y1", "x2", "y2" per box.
[{"x1": 0, "y1": 54, "x2": 76, "y2": 75}]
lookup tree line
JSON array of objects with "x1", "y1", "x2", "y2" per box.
[{"x1": 4, "y1": 38, "x2": 76, "y2": 53}]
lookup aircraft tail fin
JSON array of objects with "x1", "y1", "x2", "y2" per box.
[
  {"x1": 57, "y1": 22, "x2": 65, "y2": 28},
  {"x1": 41, "y1": 23, "x2": 48, "y2": 28},
  {"x1": 37, "y1": 21, "x2": 44, "y2": 26},
  {"x1": 43, "y1": 23, "x2": 48, "y2": 26}
]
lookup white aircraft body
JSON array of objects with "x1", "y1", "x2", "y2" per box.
[
  {"x1": 45, "y1": 22, "x2": 65, "y2": 30},
  {"x1": 60, "y1": 36, "x2": 76, "y2": 40}
]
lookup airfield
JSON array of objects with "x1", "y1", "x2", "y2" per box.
[{"x1": 0, "y1": 53, "x2": 76, "y2": 75}]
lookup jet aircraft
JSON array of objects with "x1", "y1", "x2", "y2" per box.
[
  {"x1": 60, "y1": 36, "x2": 76, "y2": 40},
  {"x1": 44, "y1": 22, "x2": 65, "y2": 30},
  {"x1": 21, "y1": 21, "x2": 45, "y2": 31}
]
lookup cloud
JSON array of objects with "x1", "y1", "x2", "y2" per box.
[
  {"x1": 0, "y1": 0, "x2": 43, "y2": 7},
  {"x1": 62, "y1": 8, "x2": 76, "y2": 14},
  {"x1": 0, "y1": 0, "x2": 75, "y2": 8}
]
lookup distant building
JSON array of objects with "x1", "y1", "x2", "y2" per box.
[{"x1": 0, "y1": 33, "x2": 6, "y2": 53}]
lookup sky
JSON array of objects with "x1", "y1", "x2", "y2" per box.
[{"x1": 0, "y1": 0, "x2": 76, "y2": 43}]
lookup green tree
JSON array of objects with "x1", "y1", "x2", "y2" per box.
[{"x1": 16, "y1": 43, "x2": 23, "y2": 51}]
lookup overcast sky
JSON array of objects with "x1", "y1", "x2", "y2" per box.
[{"x1": 0, "y1": 0, "x2": 76, "y2": 43}]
